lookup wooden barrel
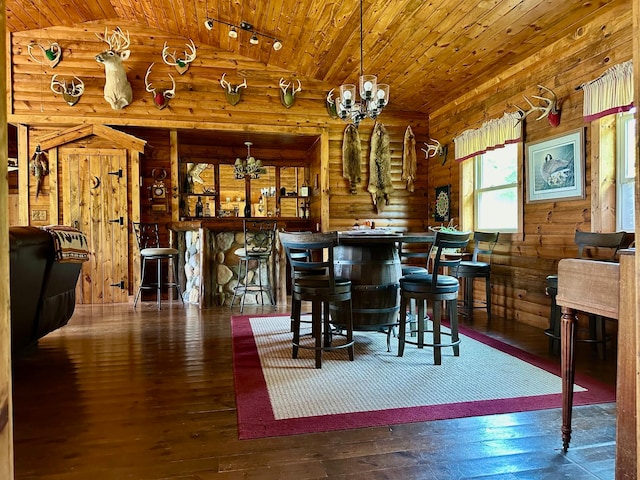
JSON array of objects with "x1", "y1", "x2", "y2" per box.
[{"x1": 332, "y1": 243, "x2": 401, "y2": 330}]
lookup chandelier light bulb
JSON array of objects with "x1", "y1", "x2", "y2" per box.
[
  {"x1": 273, "y1": 40, "x2": 283, "y2": 51},
  {"x1": 250, "y1": 34, "x2": 259, "y2": 45},
  {"x1": 228, "y1": 27, "x2": 238, "y2": 38},
  {"x1": 204, "y1": 19, "x2": 214, "y2": 31}
]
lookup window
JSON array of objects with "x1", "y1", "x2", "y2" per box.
[
  {"x1": 616, "y1": 111, "x2": 636, "y2": 231},
  {"x1": 474, "y1": 143, "x2": 519, "y2": 232}
]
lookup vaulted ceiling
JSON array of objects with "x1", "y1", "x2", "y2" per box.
[{"x1": 5, "y1": 0, "x2": 621, "y2": 115}]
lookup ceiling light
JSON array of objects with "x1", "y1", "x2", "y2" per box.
[
  {"x1": 334, "y1": 0, "x2": 389, "y2": 127},
  {"x1": 203, "y1": 16, "x2": 282, "y2": 49}
]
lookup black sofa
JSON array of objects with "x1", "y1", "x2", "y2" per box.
[{"x1": 9, "y1": 226, "x2": 84, "y2": 355}]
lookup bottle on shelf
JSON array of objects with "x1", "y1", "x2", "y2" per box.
[{"x1": 195, "y1": 197, "x2": 204, "y2": 217}]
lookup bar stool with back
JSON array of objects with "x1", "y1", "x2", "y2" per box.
[
  {"x1": 132, "y1": 222, "x2": 183, "y2": 309},
  {"x1": 230, "y1": 219, "x2": 278, "y2": 313},
  {"x1": 279, "y1": 231, "x2": 355, "y2": 369},
  {"x1": 545, "y1": 230, "x2": 627, "y2": 357},
  {"x1": 455, "y1": 231, "x2": 499, "y2": 320},
  {"x1": 397, "y1": 230, "x2": 470, "y2": 364}
]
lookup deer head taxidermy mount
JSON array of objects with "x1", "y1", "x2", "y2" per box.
[
  {"x1": 421, "y1": 138, "x2": 449, "y2": 165},
  {"x1": 515, "y1": 85, "x2": 561, "y2": 127},
  {"x1": 95, "y1": 27, "x2": 133, "y2": 110},
  {"x1": 28, "y1": 41, "x2": 62, "y2": 68},
  {"x1": 145, "y1": 63, "x2": 175, "y2": 110},
  {"x1": 278, "y1": 78, "x2": 302, "y2": 108},
  {"x1": 219, "y1": 73, "x2": 247, "y2": 106},
  {"x1": 50, "y1": 74, "x2": 84, "y2": 106},
  {"x1": 161, "y1": 40, "x2": 197, "y2": 75},
  {"x1": 325, "y1": 89, "x2": 338, "y2": 119}
]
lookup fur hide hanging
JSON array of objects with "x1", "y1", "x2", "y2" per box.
[
  {"x1": 367, "y1": 122, "x2": 393, "y2": 213},
  {"x1": 342, "y1": 124, "x2": 362, "y2": 194},
  {"x1": 402, "y1": 125, "x2": 417, "y2": 193}
]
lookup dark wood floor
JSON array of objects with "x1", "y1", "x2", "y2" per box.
[{"x1": 11, "y1": 301, "x2": 618, "y2": 480}]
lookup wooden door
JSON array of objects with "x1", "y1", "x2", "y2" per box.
[{"x1": 61, "y1": 148, "x2": 129, "y2": 304}]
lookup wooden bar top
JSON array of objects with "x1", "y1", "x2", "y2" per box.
[{"x1": 168, "y1": 218, "x2": 312, "y2": 232}]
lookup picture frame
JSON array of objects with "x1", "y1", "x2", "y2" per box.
[
  {"x1": 526, "y1": 128, "x2": 585, "y2": 203},
  {"x1": 434, "y1": 185, "x2": 451, "y2": 222}
]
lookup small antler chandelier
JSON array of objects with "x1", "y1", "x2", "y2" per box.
[
  {"x1": 234, "y1": 142, "x2": 265, "y2": 179},
  {"x1": 335, "y1": 0, "x2": 390, "y2": 127}
]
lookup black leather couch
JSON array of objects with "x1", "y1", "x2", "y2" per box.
[{"x1": 9, "y1": 226, "x2": 83, "y2": 355}]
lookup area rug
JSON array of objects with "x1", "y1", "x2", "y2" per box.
[{"x1": 231, "y1": 314, "x2": 614, "y2": 440}]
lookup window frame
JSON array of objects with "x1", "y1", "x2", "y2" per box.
[
  {"x1": 616, "y1": 110, "x2": 636, "y2": 231},
  {"x1": 472, "y1": 143, "x2": 520, "y2": 233}
]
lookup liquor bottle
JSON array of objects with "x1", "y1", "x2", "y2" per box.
[{"x1": 195, "y1": 197, "x2": 204, "y2": 217}]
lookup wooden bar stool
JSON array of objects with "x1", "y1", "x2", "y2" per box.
[
  {"x1": 398, "y1": 231, "x2": 470, "y2": 365},
  {"x1": 279, "y1": 231, "x2": 354, "y2": 369},
  {"x1": 455, "y1": 231, "x2": 499, "y2": 320}
]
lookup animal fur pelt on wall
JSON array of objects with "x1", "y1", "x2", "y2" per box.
[
  {"x1": 367, "y1": 122, "x2": 393, "y2": 213},
  {"x1": 402, "y1": 125, "x2": 417, "y2": 192},
  {"x1": 342, "y1": 124, "x2": 361, "y2": 194}
]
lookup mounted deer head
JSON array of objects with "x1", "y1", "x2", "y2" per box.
[
  {"x1": 145, "y1": 63, "x2": 175, "y2": 110},
  {"x1": 50, "y1": 74, "x2": 84, "y2": 106},
  {"x1": 325, "y1": 89, "x2": 338, "y2": 119},
  {"x1": 219, "y1": 73, "x2": 247, "y2": 106},
  {"x1": 95, "y1": 27, "x2": 133, "y2": 110},
  {"x1": 162, "y1": 40, "x2": 196, "y2": 75},
  {"x1": 516, "y1": 85, "x2": 561, "y2": 127},
  {"x1": 28, "y1": 41, "x2": 62, "y2": 68},
  {"x1": 422, "y1": 138, "x2": 444, "y2": 158},
  {"x1": 278, "y1": 78, "x2": 302, "y2": 108},
  {"x1": 421, "y1": 138, "x2": 449, "y2": 165}
]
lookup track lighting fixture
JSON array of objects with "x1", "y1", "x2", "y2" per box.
[{"x1": 203, "y1": 17, "x2": 282, "y2": 51}]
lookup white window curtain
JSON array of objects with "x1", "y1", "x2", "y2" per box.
[
  {"x1": 580, "y1": 59, "x2": 634, "y2": 122},
  {"x1": 453, "y1": 112, "x2": 522, "y2": 162}
]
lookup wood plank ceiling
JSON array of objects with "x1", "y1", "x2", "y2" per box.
[{"x1": 5, "y1": 0, "x2": 620, "y2": 116}]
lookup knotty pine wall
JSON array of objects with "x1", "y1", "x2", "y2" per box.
[
  {"x1": 428, "y1": 0, "x2": 633, "y2": 328},
  {"x1": 8, "y1": 22, "x2": 429, "y2": 235}
]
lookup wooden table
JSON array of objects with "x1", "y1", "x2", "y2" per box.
[{"x1": 556, "y1": 252, "x2": 636, "y2": 479}]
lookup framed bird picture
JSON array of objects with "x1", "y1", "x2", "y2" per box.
[
  {"x1": 434, "y1": 185, "x2": 450, "y2": 222},
  {"x1": 526, "y1": 128, "x2": 585, "y2": 203}
]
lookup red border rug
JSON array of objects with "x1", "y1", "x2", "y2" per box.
[{"x1": 231, "y1": 314, "x2": 615, "y2": 440}]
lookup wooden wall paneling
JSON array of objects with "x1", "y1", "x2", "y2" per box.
[
  {"x1": 17, "y1": 124, "x2": 28, "y2": 225},
  {"x1": 427, "y1": 3, "x2": 632, "y2": 329},
  {"x1": 591, "y1": 116, "x2": 617, "y2": 233},
  {"x1": 633, "y1": 0, "x2": 640, "y2": 475},
  {"x1": 0, "y1": 2, "x2": 14, "y2": 477},
  {"x1": 48, "y1": 148, "x2": 59, "y2": 224},
  {"x1": 170, "y1": 130, "x2": 179, "y2": 222}
]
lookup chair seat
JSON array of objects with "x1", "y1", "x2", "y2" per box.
[
  {"x1": 294, "y1": 276, "x2": 351, "y2": 297},
  {"x1": 141, "y1": 247, "x2": 179, "y2": 256},
  {"x1": 400, "y1": 273, "x2": 460, "y2": 294},
  {"x1": 233, "y1": 247, "x2": 271, "y2": 258},
  {"x1": 401, "y1": 265, "x2": 428, "y2": 276},
  {"x1": 458, "y1": 260, "x2": 490, "y2": 271}
]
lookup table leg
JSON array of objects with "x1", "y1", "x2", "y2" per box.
[{"x1": 561, "y1": 305, "x2": 577, "y2": 452}]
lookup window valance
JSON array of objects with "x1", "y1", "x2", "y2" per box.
[
  {"x1": 453, "y1": 112, "x2": 522, "y2": 162},
  {"x1": 580, "y1": 60, "x2": 634, "y2": 122}
]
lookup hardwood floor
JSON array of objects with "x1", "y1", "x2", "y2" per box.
[{"x1": 11, "y1": 301, "x2": 617, "y2": 480}]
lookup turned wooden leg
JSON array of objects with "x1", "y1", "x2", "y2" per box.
[{"x1": 560, "y1": 305, "x2": 577, "y2": 453}]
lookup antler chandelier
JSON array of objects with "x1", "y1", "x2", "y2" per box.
[
  {"x1": 335, "y1": 0, "x2": 390, "y2": 127},
  {"x1": 234, "y1": 142, "x2": 265, "y2": 179}
]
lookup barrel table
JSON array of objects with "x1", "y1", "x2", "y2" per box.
[{"x1": 333, "y1": 231, "x2": 435, "y2": 332}]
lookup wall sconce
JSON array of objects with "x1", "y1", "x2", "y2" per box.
[{"x1": 204, "y1": 17, "x2": 282, "y2": 51}]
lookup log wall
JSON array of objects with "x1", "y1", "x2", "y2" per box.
[
  {"x1": 6, "y1": 2, "x2": 634, "y2": 325},
  {"x1": 428, "y1": 0, "x2": 633, "y2": 328}
]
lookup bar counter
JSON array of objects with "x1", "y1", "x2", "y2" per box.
[{"x1": 167, "y1": 218, "x2": 313, "y2": 307}]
